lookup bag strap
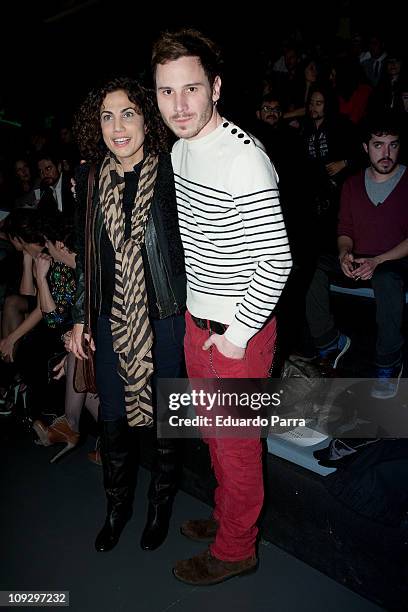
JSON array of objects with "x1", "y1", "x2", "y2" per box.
[{"x1": 84, "y1": 164, "x2": 96, "y2": 334}]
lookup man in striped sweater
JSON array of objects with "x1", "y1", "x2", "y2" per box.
[{"x1": 153, "y1": 29, "x2": 292, "y2": 585}]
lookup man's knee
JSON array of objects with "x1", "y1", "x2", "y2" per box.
[
  {"x1": 372, "y1": 263, "x2": 403, "y2": 292},
  {"x1": 307, "y1": 254, "x2": 339, "y2": 287},
  {"x1": 318, "y1": 253, "x2": 339, "y2": 272}
]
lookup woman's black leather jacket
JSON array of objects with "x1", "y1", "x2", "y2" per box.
[{"x1": 72, "y1": 153, "x2": 186, "y2": 327}]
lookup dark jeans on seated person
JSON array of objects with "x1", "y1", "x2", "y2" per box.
[{"x1": 305, "y1": 254, "x2": 408, "y2": 368}]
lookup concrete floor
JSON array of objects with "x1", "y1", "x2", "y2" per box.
[{"x1": 0, "y1": 424, "x2": 383, "y2": 612}]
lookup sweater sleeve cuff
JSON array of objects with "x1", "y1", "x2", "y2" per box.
[{"x1": 224, "y1": 320, "x2": 258, "y2": 349}]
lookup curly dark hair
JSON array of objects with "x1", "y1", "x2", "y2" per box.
[
  {"x1": 73, "y1": 77, "x2": 170, "y2": 163},
  {"x1": 362, "y1": 110, "x2": 402, "y2": 145}
]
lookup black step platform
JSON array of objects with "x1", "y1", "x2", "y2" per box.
[{"x1": 140, "y1": 437, "x2": 407, "y2": 611}]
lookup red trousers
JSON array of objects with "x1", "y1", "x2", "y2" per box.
[{"x1": 184, "y1": 311, "x2": 277, "y2": 561}]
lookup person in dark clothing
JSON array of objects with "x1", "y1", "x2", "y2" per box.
[
  {"x1": 252, "y1": 91, "x2": 308, "y2": 261},
  {"x1": 305, "y1": 112, "x2": 408, "y2": 397},
  {"x1": 13, "y1": 157, "x2": 41, "y2": 209},
  {"x1": 70, "y1": 78, "x2": 186, "y2": 553},
  {"x1": 0, "y1": 209, "x2": 75, "y2": 418},
  {"x1": 301, "y1": 83, "x2": 363, "y2": 256},
  {"x1": 36, "y1": 151, "x2": 76, "y2": 220}
]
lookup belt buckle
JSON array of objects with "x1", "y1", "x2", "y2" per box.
[{"x1": 192, "y1": 315, "x2": 225, "y2": 334}]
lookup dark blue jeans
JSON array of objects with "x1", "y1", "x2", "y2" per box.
[
  {"x1": 95, "y1": 314, "x2": 185, "y2": 421},
  {"x1": 305, "y1": 254, "x2": 408, "y2": 368}
]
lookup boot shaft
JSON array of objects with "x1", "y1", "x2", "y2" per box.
[{"x1": 100, "y1": 418, "x2": 139, "y2": 504}]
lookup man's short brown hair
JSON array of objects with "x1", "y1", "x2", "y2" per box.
[{"x1": 151, "y1": 28, "x2": 223, "y2": 88}]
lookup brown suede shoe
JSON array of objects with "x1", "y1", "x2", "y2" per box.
[
  {"x1": 173, "y1": 549, "x2": 258, "y2": 586},
  {"x1": 180, "y1": 518, "x2": 218, "y2": 543}
]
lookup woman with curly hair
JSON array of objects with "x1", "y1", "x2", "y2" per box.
[{"x1": 70, "y1": 77, "x2": 186, "y2": 553}]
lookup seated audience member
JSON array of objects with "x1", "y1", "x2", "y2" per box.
[
  {"x1": 13, "y1": 157, "x2": 41, "y2": 209},
  {"x1": 331, "y1": 56, "x2": 373, "y2": 125},
  {"x1": 32, "y1": 223, "x2": 99, "y2": 462},
  {"x1": 252, "y1": 91, "x2": 308, "y2": 261},
  {"x1": 361, "y1": 32, "x2": 388, "y2": 87},
  {"x1": 370, "y1": 52, "x2": 405, "y2": 112},
  {"x1": 36, "y1": 151, "x2": 75, "y2": 220},
  {"x1": 0, "y1": 210, "x2": 40, "y2": 409},
  {"x1": 252, "y1": 92, "x2": 317, "y2": 359},
  {"x1": 350, "y1": 31, "x2": 370, "y2": 64},
  {"x1": 272, "y1": 41, "x2": 301, "y2": 75},
  {"x1": 33, "y1": 347, "x2": 99, "y2": 463},
  {"x1": 0, "y1": 210, "x2": 77, "y2": 418},
  {"x1": 282, "y1": 57, "x2": 321, "y2": 124},
  {"x1": 305, "y1": 112, "x2": 408, "y2": 399},
  {"x1": 301, "y1": 83, "x2": 363, "y2": 257},
  {"x1": 55, "y1": 121, "x2": 80, "y2": 175},
  {"x1": 0, "y1": 209, "x2": 44, "y2": 363}
]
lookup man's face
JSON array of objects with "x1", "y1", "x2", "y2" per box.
[
  {"x1": 386, "y1": 58, "x2": 401, "y2": 78},
  {"x1": 60, "y1": 127, "x2": 72, "y2": 144},
  {"x1": 305, "y1": 61, "x2": 318, "y2": 83},
  {"x1": 38, "y1": 159, "x2": 60, "y2": 187},
  {"x1": 364, "y1": 133, "x2": 400, "y2": 175},
  {"x1": 308, "y1": 92, "x2": 325, "y2": 121},
  {"x1": 258, "y1": 100, "x2": 282, "y2": 127},
  {"x1": 155, "y1": 56, "x2": 221, "y2": 140}
]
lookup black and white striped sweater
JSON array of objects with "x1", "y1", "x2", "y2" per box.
[{"x1": 171, "y1": 120, "x2": 292, "y2": 348}]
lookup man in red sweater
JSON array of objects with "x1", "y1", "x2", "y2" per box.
[{"x1": 305, "y1": 112, "x2": 408, "y2": 398}]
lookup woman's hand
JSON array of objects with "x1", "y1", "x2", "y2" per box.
[
  {"x1": 62, "y1": 329, "x2": 73, "y2": 352},
  {"x1": 69, "y1": 323, "x2": 95, "y2": 360},
  {"x1": 0, "y1": 334, "x2": 16, "y2": 363},
  {"x1": 34, "y1": 253, "x2": 52, "y2": 280},
  {"x1": 53, "y1": 355, "x2": 67, "y2": 380}
]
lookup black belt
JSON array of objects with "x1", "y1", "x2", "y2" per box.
[{"x1": 191, "y1": 315, "x2": 227, "y2": 335}]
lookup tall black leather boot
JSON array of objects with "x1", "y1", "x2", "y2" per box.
[
  {"x1": 95, "y1": 418, "x2": 138, "y2": 552},
  {"x1": 140, "y1": 437, "x2": 179, "y2": 551}
]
